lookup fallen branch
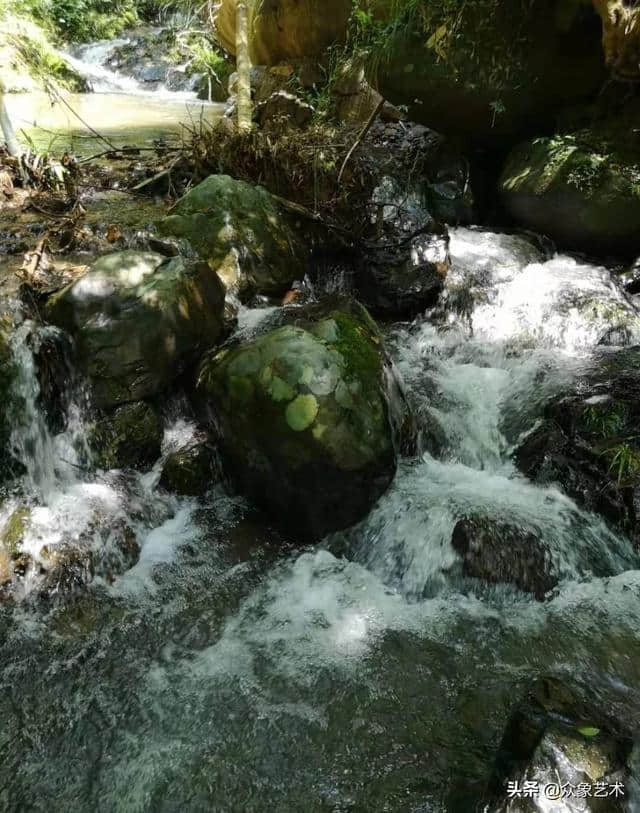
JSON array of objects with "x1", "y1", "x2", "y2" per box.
[
  {"x1": 337, "y1": 98, "x2": 384, "y2": 185},
  {"x1": 129, "y1": 154, "x2": 183, "y2": 192}
]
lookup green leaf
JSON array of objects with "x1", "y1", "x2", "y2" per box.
[{"x1": 577, "y1": 726, "x2": 600, "y2": 738}]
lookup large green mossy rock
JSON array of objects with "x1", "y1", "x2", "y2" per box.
[
  {"x1": 158, "y1": 175, "x2": 309, "y2": 301},
  {"x1": 378, "y1": 0, "x2": 605, "y2": 145},
  {"x1": 500, "y1": 132, "x2": 640, "y2": 255},
  {"x1": 197, "y1": 299, "x2": 403, "y2": 540},
  {"x1": 44, "y1": 251, "x2": 226, "y2": 409}
]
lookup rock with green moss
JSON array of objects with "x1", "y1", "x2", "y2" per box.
[
  {"x1": 44, "y1": 251, "x2": 226, "y2": 409},
  {"x1": 159, "y1": 439, "x2": 216, "y2": 496},
  {"x1": 197, "y1": 298, "x2": 405, "y2": 540},
  {"x1": 157, "y1": 175, "x2": 309, "y2": 301},
  {"x1": 90, "y1": 402, "x2": 162, "y2": 470},
  {"x1": 500, "y1": 132, "x2": 640, "y2": 255}
]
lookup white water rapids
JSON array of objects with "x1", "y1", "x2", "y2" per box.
[{"x1": 1, "y1": 228, "x2": 640, "y2": 811}]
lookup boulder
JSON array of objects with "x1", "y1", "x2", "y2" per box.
[
  {"x1": 500, "y1": 132, "x2": 640, "y2": 256},
  {"x1": 159, "y1": 438, "x2": 216, "y2": 496},
  {"x1": 451, "y1": 517, "x2": 556, "y2": 600},
  {"x1": 89, "y1": 402, "x2": 163, "y2": 471},
  {"x1": 377, "y1": 0, "x2": 605, "y2": 145},
  {"x1": 158, "y1": 175, "x2": 309, "y2": 301},
  {"x1": 44, "y1": 251, "x2": 226, "y2": 409},
  {"x1": 197, "y1": 298, "x2": 404, "y2": 539},
  {"x1": 593, "y1": 0, "x2": 640, "y2": 80},
  {"x1": 215, "y1": 0, "x2": 352, "y2": 64}
]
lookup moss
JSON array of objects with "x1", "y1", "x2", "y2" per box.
[
  {"x1": 286, "y1": 394, "x2": 319, "y2": 431},
  {"x1": 1, "y1": 507, "x2": 31, "y2": 558}
]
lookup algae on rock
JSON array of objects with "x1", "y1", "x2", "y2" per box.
[{"x1": 197, "y1": 298, "x2": 404, "y2": 539}]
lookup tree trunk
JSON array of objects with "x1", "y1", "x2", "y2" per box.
[
  {"x1": 0, "y1": 78, "x2": 21, "y2": 157},
  {"x1": 235, "y1": 0, "x2": 252, "y2": 131}
]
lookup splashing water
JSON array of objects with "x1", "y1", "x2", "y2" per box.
[{"x1": 2, "y1": 230, "x2": 640, "y2": 810}]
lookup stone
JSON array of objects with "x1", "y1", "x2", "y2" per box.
[
  {"x1": 377, "y1": 0, "x2": 606, "y2": 145},
  {"x1": 159, "y1": 439, "x2": 216, "y2": 496},
  {"x1": 158, "y1": 175, "x2": 309, "y2": 301},
  {"x1": 89, "y1": 402, "x2": 163, "y2": 471},
  {"x1": 44, "y1": 251, "x2": 226, "y2": 409},
  {"x1": 197, "y1": 297, "x2": 406, "y2": 540},
  {"x1": 500, "y1": 132, "x2": 640, "y2": 256},
  {"x1": 451, "y1": 516, "x2": 556, "y2": 600},
  {"x1": 215, "y1": 0, "x2": 352, "y2": 65},
  {"x1": 593, "y1": 0, "x2": 640, "y2": 80}
]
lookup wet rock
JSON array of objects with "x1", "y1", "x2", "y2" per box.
[
  {"x1": 357, "y1": 231, "x2": 449, "y2": 318},
  {"x1": 159, "y1": 438, "x2": 216, "y2": 496},
  {"x1": 254, "y1": 90, "x2": 314, "y2": 132},
  {"x1": 197, "y1": 297, "x2": 405, "y2": 540},
  {"x1": 452, "y1": 517, "x2": 556, "y2": 600},
  {"x1": 90, "y1": 401, "x2": 162, "y2": 470},
  {"x1": 500, "y1": 132, "x2": 640, "y2": 256},
  {"x1": 33, "y1": 328, "x2": 74, "y2": 434},
  {"x1": 158, "y1": 175, "x2": 309, "y2": 301},
  {"x1": 44, "y1": 251, "x2": 226, "y2": 409},
  {"x1": 514, "y1": 347, "x2": 640, "y2": 541}
]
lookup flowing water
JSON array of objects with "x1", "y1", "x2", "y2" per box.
[
  {"x1": 2, "y1": 228, "x2": 640, "y2": 812},
  {"x1": 5, "y1": 35, "x2": 223, "y2": 156}
]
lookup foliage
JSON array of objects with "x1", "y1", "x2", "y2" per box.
[
  {"x1": 605, "y1": 442, "x2": 640, "y2": 487},
  {"x1": 346, "y1": 0, "x2": 533, "y2": 97},
  {"x1": 582, "y1": 403, "x2": 626, "y2": 438}
]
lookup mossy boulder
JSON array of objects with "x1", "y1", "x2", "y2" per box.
[
  {"x1": 89, "y1": 402, "x2": 162, "y2": 470},
  {"x1": 44, "y1": 251, "x2": 226, "y2": 409},
  {"x1": 159, "y1": 439, "x2": 216, "y2": 496},
  {"x1": 500, "y1": 132, "x2": 640, "y2": 255},
  {"x1": 197, "y1": 298, "x2": 403, "y2": 539},
  {"x1": 157, "y1": 175, "x2": 309, "y2": 301},
  {"x1": 377, "y1": 0, "x2": 605, "y2": 145}
]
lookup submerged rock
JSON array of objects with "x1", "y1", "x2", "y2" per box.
[
  {"x1": 158, "y1": 175, "x2": 309, "y2": 301},
  {"x1": 197, "y1": 298, "x2": 404, "y2": 540},
  {"x1": 44, "y1": 251, "x2": 226, "y2": 409},
  {"x1": 159, "y1": 438, "x2": 216, "y2": 496},
  {"x1": 90, "y1": 401, "x2": 162, "y2": 471},
  {"x1": 452, "y1": 516, "x2": 556, "y2": 600},
  {"x1": 500, "y1": 132, "x2": 640, "y2": 256}
]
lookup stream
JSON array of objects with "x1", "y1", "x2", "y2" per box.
[
  {"x1": 4, "y1": 34, "x2": 223, "y2": 156},
  {"x1": 2, "y1": 225, "x2": 640, "y2": 811}
]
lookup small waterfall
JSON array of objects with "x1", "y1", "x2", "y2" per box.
[
  {"x1": 9, "y1": 322, "x2": 62, "y2": 499},
  {"x1": 61, "y1": 33, "x2": 203, "y2": 99}
]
